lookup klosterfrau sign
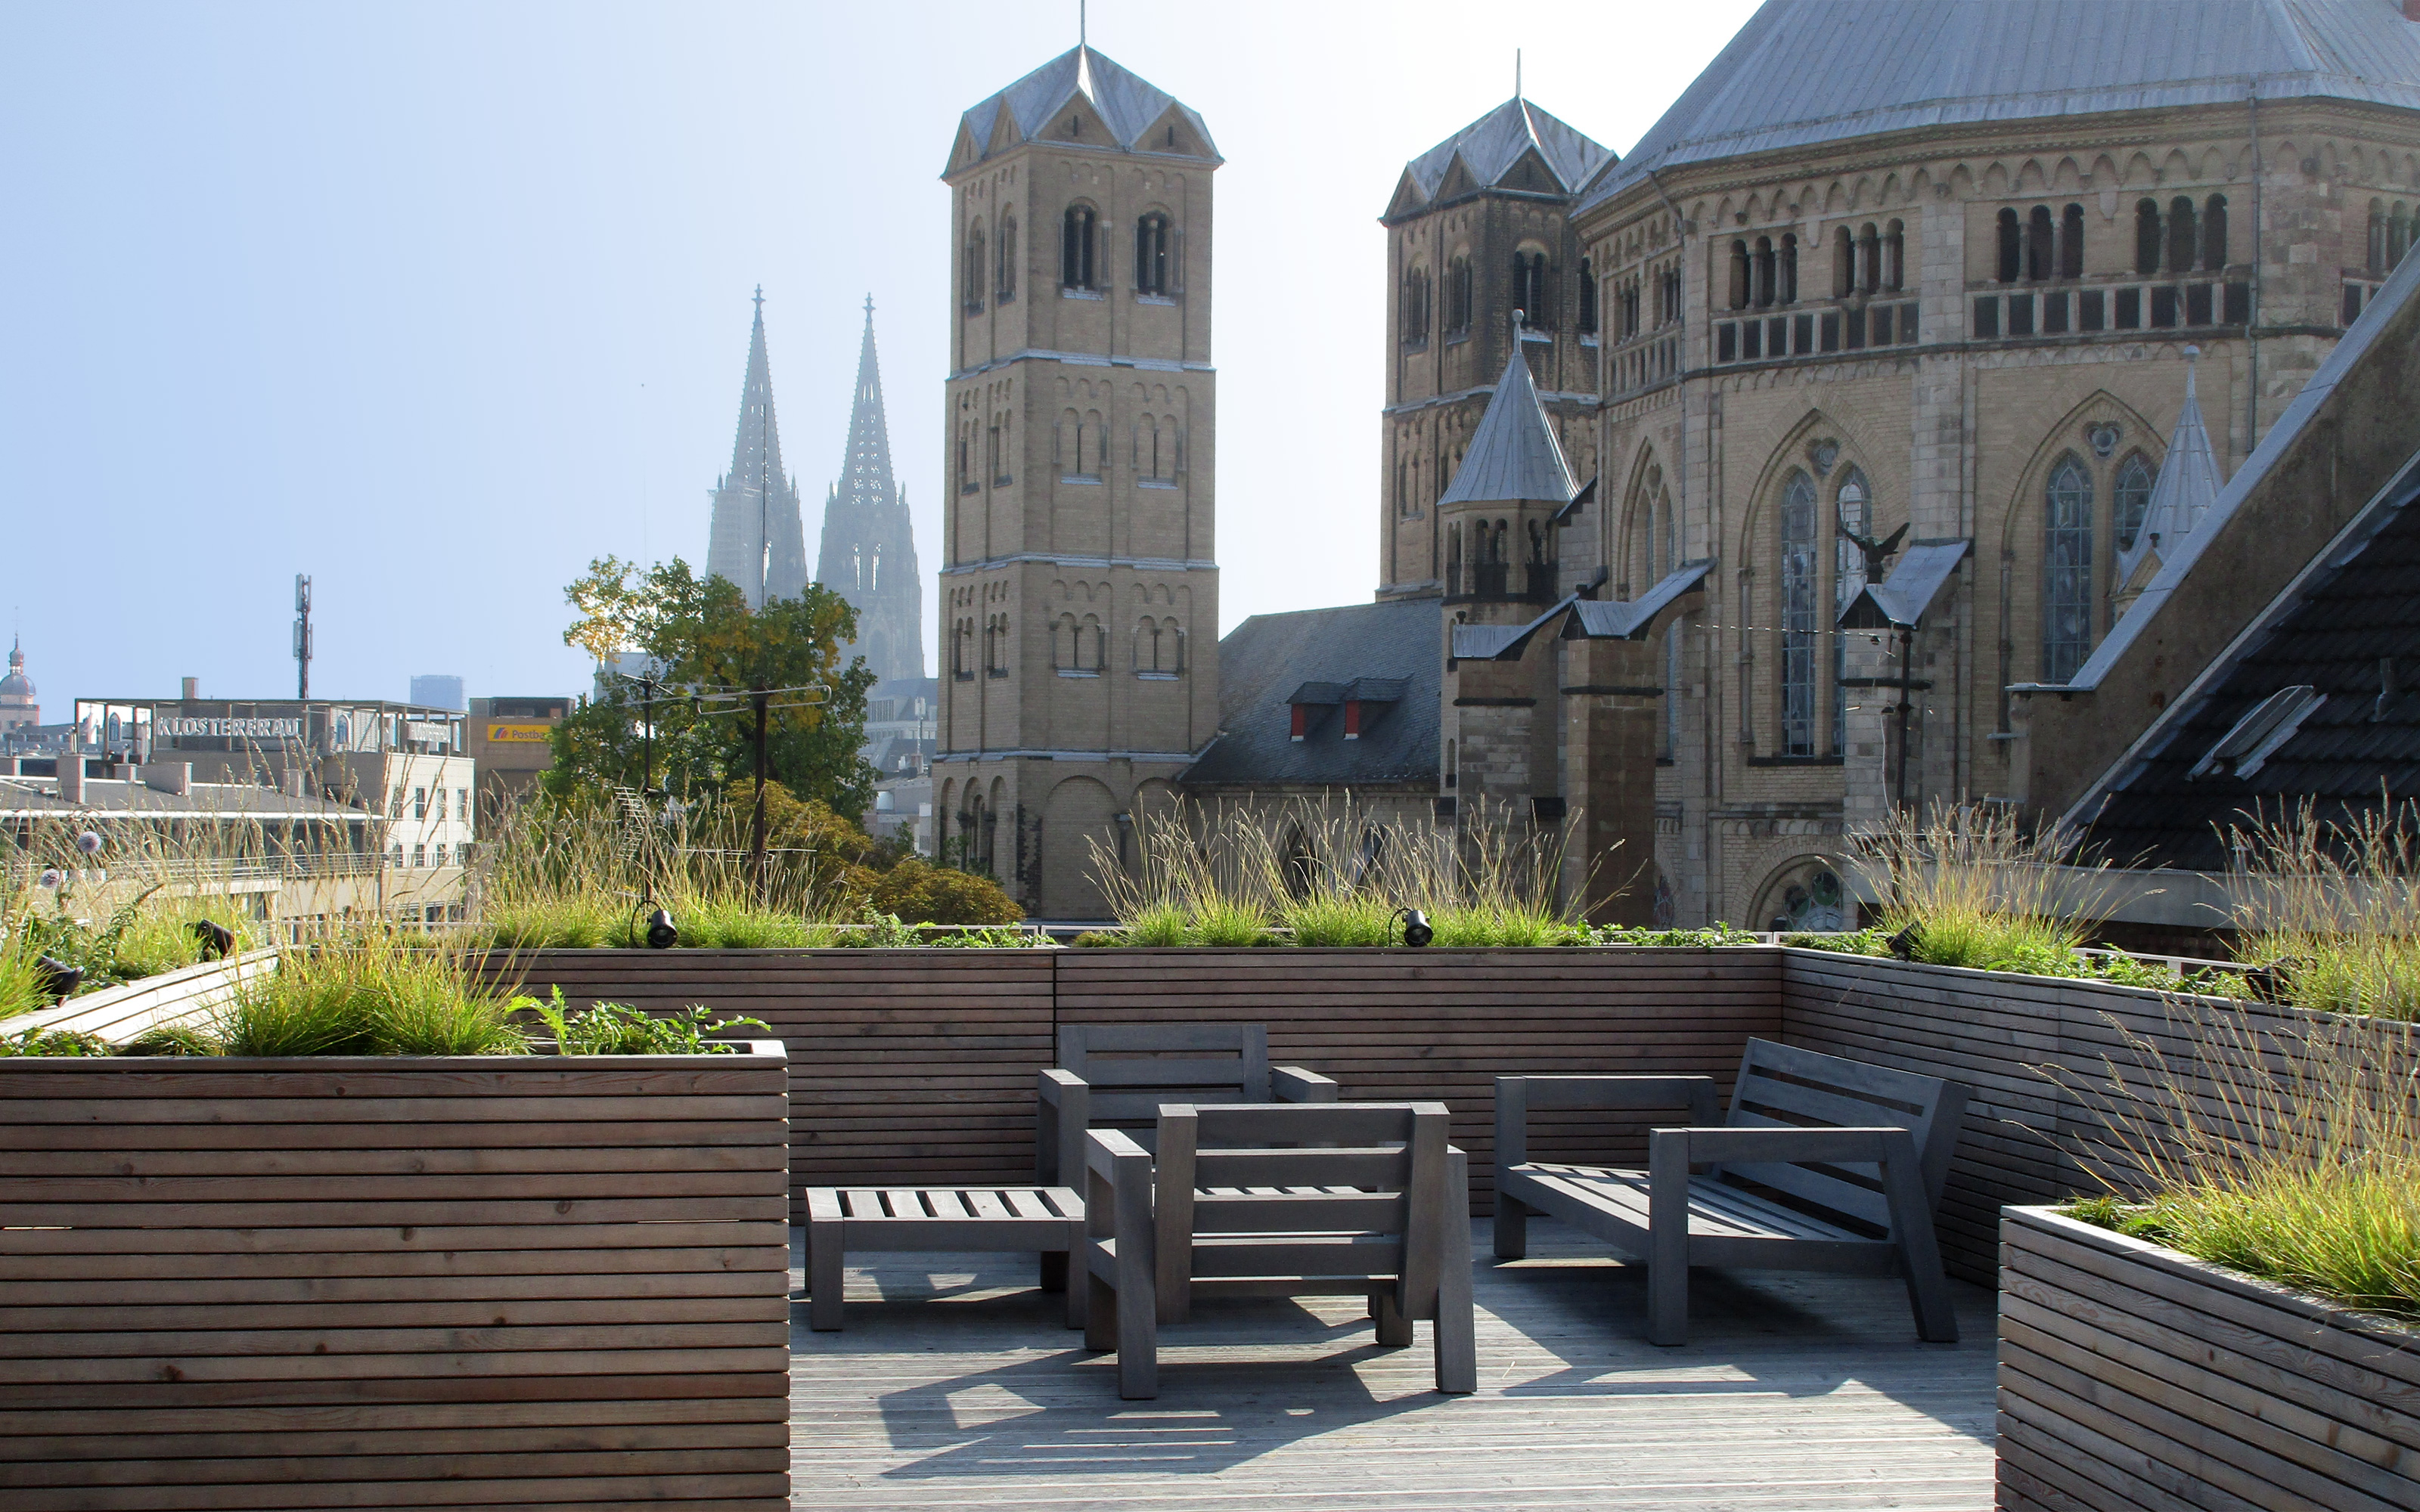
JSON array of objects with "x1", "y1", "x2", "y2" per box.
[{"x1": 157, "y1": 717, "x2": 304, "y2": 739}]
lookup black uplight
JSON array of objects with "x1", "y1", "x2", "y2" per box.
[
  {"x1": 35, "y1": 955, "x2": 84, "y2": 1003},
  {"x1": 1398, "y1": 908, "x2": 1433, "y2": 948},
  {"x1": 645, "y1": 908, "x2": 680, "y2": 950},
  {"x1": 190, "y1": 919, "x2": 235, "y2": 961}
]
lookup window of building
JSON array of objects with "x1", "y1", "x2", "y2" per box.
[
  {"x1": 433, "y1": 787, "x2": 447, "y2": 823},
  {"x1": 997, "y1": 214, "x2": 1017, "y2": 301},
  {"x1": 1578, "y1": 258, "x2": 1597, "y2": 333},
  {"x1": 1730, "y1": 240, "x2": 1750, "y2": 309},
  {"x1": 1060, "y1": 204, "x2": 1097, "y2": 290},
  {"x1": 1857, "y1": 222, "x2": 1880, "y2": 294},
  {"x1": 1996, "y1": 209, "x2": 2021, "y2": 284},
  {"x1": 1512, "y1": 250, "x2": 1550, "y2": 327},
  {"x1": 411, "y1": 844, "x2": 427, "y2": 869},
  {"x1": 1884, "y1": 221, "x2": 1904, "y2": 292},
  {"x1": 1779, "y1": 469, "x2": 1818, "y2": 756},
  {"x1": 457, "y1": 842, "x2": 471, "y2": 867},
  {"x1": 1134, "y1": 212, "x2": 1171, "y2": 295},
  {"x1": 1752, "y1": 237, "x2": 1775, "y2": 308},
  {"x1": 1661, "y1": 265, "x2": 1681, "y2": 324},
  {"x1": 2061, "y1": 203, "x2": 2084, "y2": 279},
  {"x1": 1446, "y1": 522, "x2": 1463, "y2": 596},
  {"x1": 457, "y1": 788, "x2": 469, "y2": 824},
  {"x1": 2043, "y1": 454, "x2": 2095, "y2": 682},
  {"x1": 1779, "y1": 234, "x2": 1799, "y2": 304},
  {"x1": 391, "y1": 843, "x2": 404, "y2": 868},
  {"x1": 965, "y1": 222, "x2": 986, "y2": 313},
  {"x1": 2371, "y1": 200, "x2": 2390, "y2": 274},
  {"x1": 412, "y1": 786, "x2": 427, "y2": 820},
  {"x1": 2166, "y1": 197, "x2": 2197, "y2": 275},
  {"x1": 1834, "y1": 225, "x2": 1855, "y2": 298},
  {"x1": 2135, "y1": 199, "x2": 2161, "y2": 275},
  {"x1": 1832, "y1": 469, "x2": 1869, "y2": 751},
  {"x1": 1448, "y1": 256, "x2": 1472, "y2": 333},
  {"x1": 2113, "y1": 451, "x2": 2155, "y2": 554},
  {"x1": 1402, "y1": 262, "x2": 1432, "y2": 344},
  {"x1": 2027, "y1": 206, "x2": 2053, "y2": 281}
]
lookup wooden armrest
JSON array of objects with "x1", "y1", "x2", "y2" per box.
[
  {"x1": 1495, "y1": 1074, "x2": 1721, "y2": 1167},
  {"x1": 1036, "y1": 1067, "x2": 1086, "y2": 1105},
  {"x1": 1271, "y1": 1065, "x2": 1339, "y2": 1102},
  {"x1": 1650, "y1": 1124, "x2": 1906, "y2": 1166},
  {"x1": 1084, "y1": 1126, "x2": 1150, "y2": 1180}
]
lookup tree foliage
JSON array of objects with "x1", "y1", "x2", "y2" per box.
[{"x1": 547, "y1": 558, "x2": 877, "y2": 821}]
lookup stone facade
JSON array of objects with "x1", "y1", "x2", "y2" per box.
[
  {"x1": 703, "y1": 290, "x2": 809, "y2": 609},
  {"x1": 932, "y1": 47, "x2": 1222, "y2": 919}
]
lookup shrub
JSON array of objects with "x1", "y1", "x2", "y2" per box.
[
  {"x1": 0, "y1": 1026, "x2": 113, "y2": 1057},
  {"x1": 2221, "y1": 797, "x2": 2420, "y2": 1021},
  {"x1": 523, "y1": 989, "x2": 768, "y2": 1055},
  {"x1": 213, "y1": 937, "x2": 528, "y2": 1056},
  {"x1": 1776, "y1": 925, "x2": 1891, "y2": 954},
  {"x1": 867, "y1": 857, "x2": 1022, "y2": 925},
  {"x1": 1605, "y1": 922, "x2": 1766, "y2": 947}
]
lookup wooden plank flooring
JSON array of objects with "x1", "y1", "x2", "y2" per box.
[{"x1": 788, "y1": 1219, "x2": 1997, "y2": 1510}]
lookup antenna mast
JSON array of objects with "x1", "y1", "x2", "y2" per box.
[{"x1": 292, "y1": 574, "x2": 313, "y2": 699}]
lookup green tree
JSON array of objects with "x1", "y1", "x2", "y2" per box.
[{"x1": 547, "y1": 558, "x2": 878, "y2": 821}]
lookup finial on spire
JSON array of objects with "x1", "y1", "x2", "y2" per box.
[
  {"x1": 753, "y1": 284, "x2": 764, "y2": 314},
  {"x1": 2183, "y1": 342, "x2": 2201, "y2": 399},
  {"x1": 864, "y1": 292, "x2": 874, "y2": 321},
  {"x1": 1515, "y1": 48, "x2": 1522, "y2": 101},
  {"x1": 1079, "y1": 0, "x2": 1087, "y2": 50}
]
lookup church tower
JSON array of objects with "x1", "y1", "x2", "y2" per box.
[
  {"x1": 933, "y1": 45, "x2": 1221, "y2": 918},
  {"x1": 817, "y1": 298, "x2": 925, "y2": 681},
  {"x1": 704, "y1": 288, "x2": 809, "y2": 608}
]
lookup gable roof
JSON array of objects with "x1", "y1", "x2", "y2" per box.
[
  {"x1": 1437, "y1": 348, "x2": 1578, "y2": 507},
  {"x1": 1181, "y1": 600, "x2": 1441, "y2": 789},
  {"x1": 949, "y1": 45, "x2": 1218, "y2": 175},
  {"x1": 1389, "y1": 97, "x2": 1615, "y2": 218},
  {"x1": 1581, "y1": 0, "x2": 2420, "y2": 214}
]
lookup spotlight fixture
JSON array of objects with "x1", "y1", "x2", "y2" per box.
[
  {"x1": 35, "y1": 956, "x2": 83, "y2": 1003},
  {"x1": 645, "y1": 907, "x2": 680, "y2": 950},
  {"x1": 1395, "y1": 907, "x2": 1433, "y2": 949},
  {"x1": 190, "y1": 919, "x2": 236, "y2": 962}
]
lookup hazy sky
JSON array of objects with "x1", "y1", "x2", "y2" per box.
[{"x1": 2, "y1": 0, "x2": 1761, "y2": 708}]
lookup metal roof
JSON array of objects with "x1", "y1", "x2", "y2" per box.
[
  {"x1": 1392, "y1": 97, "x2": 1615, "y2": 214},
  {"x1": 1181, "y1": 600, "x2": 1441, "y2": 789},
  {"x1": 1437, "y1": 348, "x2": 1578, "y2": 507},
  {"x1": 1839, "y1": 540, "x2": 1972, "y2": 631},
  {"x1": 1449, "y1": 562, "x2": 1714, "y2": 662},
  {"x1": 2115, "y1": 355, "x2": 2226, "y2": 591},
  {"x1": 1581, "y1": 0, "x2": 2420, "y2": 215},
  {"x1": 0, "y1": 777, "x2": 368, "y2": 822},
  {"x1": 951, "y1": 45, "x2": 1218, "y2": 173}
]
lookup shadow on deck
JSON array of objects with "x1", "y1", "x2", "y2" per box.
[{"x1": 789, "y1": 1220, "x2": 1997, "y2": 1511}]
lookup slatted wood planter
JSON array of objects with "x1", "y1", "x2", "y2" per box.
[
  {"x1": 7, "y1": 947, "x2": 277, "y2": 1044},
  {"x1": 1998, "y1": 1206, "x2": 2420, "y2": 1512},
  {"x1": 0, "y1": 1040, "x2": 791, "y2": 1512}
]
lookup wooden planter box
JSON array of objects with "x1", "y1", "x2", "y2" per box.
[
  {"x1": 8, "y1": 947, "x2": 278, "y2": 1044},
  {"x1": 1998, "y1": 1206, "x2": 2420, "y2": 1512},
  {"x1": 0, "y1": 1040, "x2": 791, "y2": 1511}
]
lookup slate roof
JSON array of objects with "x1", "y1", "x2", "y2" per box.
[
  {"x1": 1393, "y1": 97, "x2": 1615, "y2": 213},
  {"x1": 2116, "y1": 355, "x2": 2225, "y2": 592},
  {"x1": 1181, "y1": 600, "x2": 1441, "y2": 789},
  {"x1": 1437, "y1": 349, "x2": 1578, "y2": 507},
  {"x1": 1581, "y1": 0, "x2": 2420, "y2": 213},
  {"x1": 951, "y1": 46, "x2": 1217, "y2": 172},
  {"x1": 2082, "y1": 448, "x2": 2420, "y2": 871}
]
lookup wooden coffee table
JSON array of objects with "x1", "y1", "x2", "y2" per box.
[{"x1": 803, "y1": 1185, "x2": 1086, "y2": 1331}]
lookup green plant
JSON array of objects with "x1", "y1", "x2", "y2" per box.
[
  {"x1": 523, "y1": 988, "x2": 768, "y2": 1055},
  {"x1": 0, "y1": 1026, "x2": 113, "y2": 1057},
  {"x1": 1602, "y1": 922, "x2": 1765, "y2": 947},
  {"x1": 1778, "y1": 925, "x2": 1891, "y2": 954},
  {"x1": 119, "y1": 1021, "x2": 225, "y2": 1056},
  {"x1": 868, "y1": 856, "x2": 1022, "y2": 925},
  {"x1": 2220, "y1": 797, "x2": 2420, "y2": 1021},
  {"x1": 213, "y1": 937, "x2": 529, "y2": 1056},
  {"x1": 1848, "y1": 800, "x2": 2118, "y2": 973},
  {"x1": 1071, "y1": 930, "x2": 1125, "y2": 948},
  {"x1": 922, "y1": 925, "x2": 1047, "y2": 948}
]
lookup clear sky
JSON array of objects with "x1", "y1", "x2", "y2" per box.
[{"x1": 1, "y1": 0, "x2": 1761, "y2": 710}]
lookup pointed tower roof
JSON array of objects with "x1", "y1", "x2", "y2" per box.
[
  {"x1": 727, "y1": 285, "x2": 791, "y2": 495},
  {"x1": 1438, "y1": 342, "x2": 1577, "y2": 507},
  {"x1": 1388, "y1": 97, "x2": 1614, "y2": 218},
  {"x1": 2118, "y1": 349, "x2": 2226, "y2": 587},
  {"x1": 836, "y1": 295, "x2": 895, "y2": 515},
  {"x1": 0, "y1": 636, "x2": 32, "y2": 702},
  {"x1": 948, "y1": 45, "x2": 1218, "y2": 174}
]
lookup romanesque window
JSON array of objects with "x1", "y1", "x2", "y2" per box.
[
  {"x1": 953, "y1": 618, "x2": 974, "y2": 679},
  {"x1": 1779, "y1": 234, "x2": 1798, "y2": 304},
  {"x1": 2202, "y1": 194, "x2": 2229, "y2": 270},
  {"x1": 965, "y1": 222, "x2": 986, "y2": 314},
  {"x1": 2114, "y1": 452, "x2": 2155, "y2": 554},
  {"x1": 2371, "y1": 200, "x2": 2390, "y2": 274},
  {"x1": 1996, "y1": 209, "x2": 2022, "y2": 285},
  {"x1": 2166, "y1": 197, "x2": 2198, "y2": 275},
  {"x1": 1061, "y1": 204, "x2": 1097, "y2": 290},
  {"x1": 957, "y1": 425, "x2": 973, "y2": 494},
  {"x1": 2026, "y1": 206, "x2": 2054, "y2": 281},
  {"x1": 2060, "y1": 205, "x2": 2084, "y2": 279},
  {"x1": 1730, "y1": 240, "x2": 1751, "y2": 309},
  {"x1": 1402, "y1": 262, "x2": 1432, "y2": 344},
  {"x1": 1053, "y1": 613, "x2": 1079, "y2": 670},
  {"x1": 1885, "y1": 220, "x2": 1906, "y2": 291},
  {"x1": 1080, "y1": 615, "x2": 1104, "y2": 671},
  {"x1": 1578, "y1": 258, "x2": 1597, "y2": 335},
  {"x1": 1752, "y1": 237, "x2": 1774, "y2": 308},
  {"x1": 997, "y1": 214, "x2": 1018, "y2": 302},
  {"x1": 2135, "y1": 200, "x2": 2161, "y2": 275},
  {"x1": 1857, "y1": 223, "x2": 1881, "y2": 293},
  {"x1": 2396, "y1": 204, "x2": 2414, "y2": 270},
  {"x1": 985, "y1": 613, "x2": 1010, "y2": 676},
  {"x1": 1134, "y1": 212, "x2": 1171, "y2": 296},
  {"x1": 1512, "y1": 250, "x2": 1550, "y2": 327},
  {"x1": 1137, "y1": 617, "x2": 1184, "y2": 676},
  {"x1": 1661, "y1": 266, "x2": 1682, "y2": 324},
  {"x1": 1779, "y1": 469, "x2": 1818, "y2": 756},
  {"x1": 1832, "y1": 469, "x2": 1870, "y2": 751},
  {"x1": 2042, "y1": 454, "x2": 2095, "y2": 682},
  {"x1": 994, "y1": 411, "x2": 1013, "y2": 484},
  {"x1": 1448, "y1": 256, "x2": 1472, "y2": 333},
  {"x1": 1835, "y1": 226, "x2": 1856, "y2": 298}
]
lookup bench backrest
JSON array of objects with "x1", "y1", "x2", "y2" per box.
[
  {"x1": 1717, "y1": 1038, "x2": 1970, "y2": 1236},
  {"x1": 1060, "y1": 1022, "x2": 1274, "y2": 1123},
  {"x1": 1153, "y1": 1101, "x2": 1450, "y2": 1311}
]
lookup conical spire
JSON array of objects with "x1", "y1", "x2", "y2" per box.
[
  {"x1": 1439, "y1": 332, "x2": 1577, "y2": 506},
  {"x1": 704, "y1": 287, "x2": 809, "y2": 607},
  {"x1": 817, "y1": 296, "x2": 926, "y2": 682},
  {"x1": 2118, "y1": 346, "x2": 2225, "y2": 588}
]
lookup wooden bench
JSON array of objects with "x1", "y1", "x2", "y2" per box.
[
  {"x1": 1493, "y1": 1037, "x2": 1970, "y2": 1346},
  {"x1": 1036, "y1": 1022, "x2": 1337, "y2": 1290},
  {"x1": 1082, "y1": 1101, "x2": 1476, "y2": 1400},
  {"x1": 804, "y1": 1185, "x2": 1085, "y2": 1331}
]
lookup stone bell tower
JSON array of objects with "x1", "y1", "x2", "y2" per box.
[{"x1": 931, "y1": 45, "x2": 1222, "y2": 919}]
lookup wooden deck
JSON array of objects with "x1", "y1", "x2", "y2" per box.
[{"x1": 789, "y1": 1219, "x2": 1997, "y2": 1510}]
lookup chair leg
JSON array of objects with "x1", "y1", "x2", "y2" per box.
[
  {"x1": 1435, "y1": 1201, "x2": 1477, "y2": 1394},
  {"x1": 1493, "y1": 1194, "x2": 1531, "y2": 1259},
  {"x1": 807, "y1": 1217, "x2": 844, "y2": 1333},
  {"x1": 1062, "y1": 1224, "x2": 1087, "y2": 1329},
  {"x1": 1040, "y1": 1251, "x2": 1069, "y2": 1294},
  {"x1": 1084, "y1": 1266, "x2": 1115, "y2": 1352},
  {"x1": 1646, "y1": 1261, "x2": 1688, "y2": 1348},
  {"x1": 1116, "y1": 1264, "x2": 1158, "y2": 1399},
  {"x1": 1375, "y1": 1290, "x2": 1412, "y2": 1347}
]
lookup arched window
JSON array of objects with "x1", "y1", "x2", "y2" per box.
[
  {"x1": 2043, "y1": 455, "x2": 2096, "y2": 682},
  {"x1": 1081, "y1": 615, "x2": 1104, "y2": 671},
  {"x1": 1996, "y1": 209, "x2": 2021, "y2": 284},
  {"x1": 1053, "y1": 613, "x2": 1078, "y2": 670},
  {"x1": 1060, "y1": 204, "x2": 1097, "y2": 290},
  {"x1": 1402, "y1": 263, "x2": 1431, "y2": 343},
  {"x1": 2394, "y1": 204, "x2": 2412, "y2": 268},
  {"x1": 2114, "y1": 452, "x2": 2155, "y2": 553},
  {"x1": 2370, "y1": 200, "x2": 2390, "y2": 275},
  {"x1": 2202, "y1": 194, "x2": 2228, "y2": 270},
  {"x1": 1512, "y1": 249, "x2": 1550, "y2": 327},
  {"x1": 1833, "y1": 469, "x2": 1870, "y2": 751},
  {"x1": 1833, "y1": 226, "x2": 1854, "y2": 298},
  {"x1": 2135, "y1": 199, "x2": 2162, "y2": 275},
  {"x1": 1883, "y1": 221, "x2": 1904, "y2": 292},
  {"x1": 997, "y1": 214, "x2": 1017, "y2": 301},
  {"x1": 2167, "y1": 197, "x2": 2197, "y2": 274},
  {"x1": 1729, "y1": 240, "x2": 1750, "y2": 309},
  {"x1": 1752, "y1": 237, "x2": 1775, "y2": 308},
  {"x1": 1446, "y1": 522, "x2": 1463, "y2": 596},
  {"x1": 1134, "y1": 212, "x2": 1171, "y2": 296},
  {"x1": 965, "y1": 222, "x2": 986, "y2": 313},
  {"x1": 2026, "y1": 206, "x2": 2053, "y2": 282},
  {"x1": 1779, "y1": 470, "x2": 1819, "y2": 756},
  {"x1": 1449, "y1": 256, "x2": 1473, "y2": 332},
  {"x1": 1578, "y1": 258, "x2": 1598, "y2": 334},
  {"x1": 2060, "y1": 203, "x2": 2085, "y2": 279},
  {"x1": 1779, "y1": 234, "x2": 1799, "y2": 303},
  {"x1": 1858, "y1": 223, "x2": 1880, "y2": 293}
]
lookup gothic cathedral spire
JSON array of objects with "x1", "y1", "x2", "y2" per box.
[
  {"x1": 817, "y1": 297, "x2": 925, "y2": 682},
  {"x1": 705, "y1": 287, "x2": 810, "y2": 608}
]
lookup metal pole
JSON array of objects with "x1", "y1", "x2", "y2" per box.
[{"x1": 751, "y1": 691, "x2": 769, "y2": 901}]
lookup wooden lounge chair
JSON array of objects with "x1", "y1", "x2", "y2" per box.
[
  {"x1": 1036, "y1": 1023, "x2": 1338, "y2": 1290},
  {"x1": 1081, "y1": 1101, "x2": 1477, "y2": 1399},
  {"x1": 1492, "y1": 1038, "x2": 1970, "y2": 1346}
]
